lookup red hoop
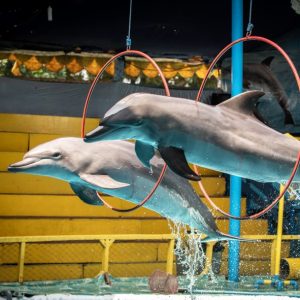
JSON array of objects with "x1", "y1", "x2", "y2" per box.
[
  {"x1": 81, "y1": 50, "x2": 170, "y2": 212},
  {"x1": 194, "y1": 35, "x2": 300, "y2": 220}
]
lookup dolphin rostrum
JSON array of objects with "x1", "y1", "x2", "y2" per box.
[
  {"x1": 222, "y1": 57, "x2": 295, "y2": 125},
  {"x1": 8, "y1": 137, "x2": 236, "y2": 241},
  {"x1": 84, "y1": 91, "x2": 300, "y2": 183}
]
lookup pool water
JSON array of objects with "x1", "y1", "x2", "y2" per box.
[{"x1": 0, "y1": 275, "x2": 299, "y2": 298}]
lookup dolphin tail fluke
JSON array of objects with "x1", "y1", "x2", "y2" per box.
[
  {"x1": 158, "y1": 146, "x2": 201, "y2": 181},
  {"x1": 201, "y1": 231, "x2": 258, "y2": 243},
  {"x1": 218, "y1": 231, "x2": 256, "y2": 242}
]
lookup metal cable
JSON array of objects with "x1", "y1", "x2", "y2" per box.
[
  {"x1": 126, "y1": 0, "x2": 133, "y2": 49},
  {"x1": 246, "y1": 0, "x2": 254, "y2": 36}
]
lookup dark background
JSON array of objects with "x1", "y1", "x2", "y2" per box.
[{"x1": 0, "y1": 1, "x2": 299, "y2": 58}]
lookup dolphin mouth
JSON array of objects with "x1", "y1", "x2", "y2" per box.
[
  {"x1": 8, "y1": 157, "x2": 39, "y2": 172},
  {"x1": 84, "y1": 125, "x2": 119, "y2": 142}
]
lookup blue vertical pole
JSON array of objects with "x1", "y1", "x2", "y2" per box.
[{"x1": 228, "y1": 0, "x2": 243, "y2": 282}]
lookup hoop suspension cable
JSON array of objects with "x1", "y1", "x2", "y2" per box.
[
  {"x1": 126, "y1": 0, "x2": 133, "y2": 49},
  {"x1": 246, "y1": 0, "x2": 254, "y2": 36}
]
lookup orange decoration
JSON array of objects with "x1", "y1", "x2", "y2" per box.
[
  {"x1": 162, "y1": 63, "x2": 178, "y2": 79},
  {"x1": 46, "y1": 57, "x2": 63, "y2": 72},
  {"x1": 8, "y1": 53, "x2": 21, "y2": 64},
  {"x1": 11, "y1": 61, "x2": 21, "y2": 76},
  {"x1": 24, "y1": 56, "x2": 42, "y2": 71},
  {"x1": 124, "y1": 62, "x2": 140, "y2": 77},
  {"x1": 195, "y1": 64, "x2": 209, "y2": 79},
  {"x1": 209, "y1": 68, "x2": 220, "y2": 78},
  {"x1": 178, "y1": 65, "x2": 194, "y2": 78},
  {"x1": 196, "y1": 64, "x2": 220, "y2": 79},
  {"x1": 66, "y1": 58, "x2": 83, "y2": 73},
  {"x1": 143, "y1": 63, "x2": 158, "y2": 78},
  {"x1": 105, "y1": 61, "x2": 115, "y2": 76},
  {"x1": 85, "y1": 58, "x2": 102, "y2": 75}
]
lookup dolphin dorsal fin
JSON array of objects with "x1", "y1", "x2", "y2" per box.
[
  {"x1": 261, "y1": 56, "x2": 274, "y2": 67},
  {"x1": 218, "y1": 90, "x2": 265, "y2": 117}
]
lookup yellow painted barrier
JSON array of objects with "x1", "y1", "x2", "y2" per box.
[
  {"x1": 0, "y1": 195, "x2": 244, "y2": 219},
  {"x1": 202, "y1": 197, "x2": 247, "y2": 218},
  {"x1": 0, "y1": 194, "x2": 160, "y2": 218},
  {"x1": 29, "y1": 133, "x2": 63, "y2": 149},
  {"x1": 216, "y1": 219, "x2": 268, "y2": 235},
  {"x1": 222, "y1": 241, "x2": 290, "y2": 260},
  {"x1": 0, "y1": 218, "x2": 268, "y2": 237},
  {"x1": 0, "y1": 113, "x2": 99, "y2": 135},
  {"x1": 0, "y1": 132, "x2": 29, "y2": 152},
  {"x1": 280, "y1": 258, "x2": 300, "y2": 279},
  {"x1": 0, "y1": 152, "x2": 24, "y2": 171},
  {"x1": 190, "y1": 177, "x2": 226, "y2": 196}
]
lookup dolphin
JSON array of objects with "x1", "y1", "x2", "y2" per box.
[
  {"x1": 222, "y1": 57, "x2": 295, "y2": 125},
  {"x1": 84, "y1": 91, "x2": 300, "y2": 183},
  {"x1": 8, "y1": 137, "x2": 236, "y2": 241}
]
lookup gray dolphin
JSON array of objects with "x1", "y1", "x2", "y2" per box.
[
  {"x1": 84, "y1": 91, "x2": 300, "y2": 183},
  {"x1": 222, "y1": 57, "x2": 295, "y2": 125},
  {"x1": 8, "y1": 137, "x2": 234, "y2": 241}
]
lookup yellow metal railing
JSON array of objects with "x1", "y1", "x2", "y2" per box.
[
  {"x1": 0, "y1": 234, "x2": 177, "y2": 283},
  {"x1": 0, "y1": 233, "x2": 299, "y2": 283}
]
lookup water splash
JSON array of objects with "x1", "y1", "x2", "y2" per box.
[
  {"x1": 167, "y1": 220, "x2": 217, "y2": 294},
  {"x1": 287, "y1": 182, "x2": 300, "y2": 200}
]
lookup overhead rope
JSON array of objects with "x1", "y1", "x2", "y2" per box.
[
  {"x1": 246, "y1": 0, "x2": 254, "y2": 36},
  {"x1": 194, "y1": 35, "x2": 300, "y2": 220},
  {"x1": 81, "y1": 50, "x2": 170, "y2": 212},
  {"x1": 126, "y1": 0, "x2": 133, "y2": 50}
]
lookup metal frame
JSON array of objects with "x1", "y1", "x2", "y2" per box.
[
  {"x1": 228, "y1": 0, "x2": 243, "y2": 282},
  {"x1": 1, "y1": 234, "x2": 176, "y2": 283}
]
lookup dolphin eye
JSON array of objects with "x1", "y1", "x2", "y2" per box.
[{"x1": 52, "y1": 152, "x2": 61, "y2": 159}]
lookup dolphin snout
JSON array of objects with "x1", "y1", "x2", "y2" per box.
[
  {"x1": 84, "y1": 125, "x2": 113, "y2": 142},
  {"x1": 8, "y1": 157, "x2": 39, "y2": 172}
]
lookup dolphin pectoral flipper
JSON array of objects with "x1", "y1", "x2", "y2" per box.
[
  {"x1": 135, "y1": 141, "x2": 155, "y2": 169},
  {"x1": 158, "y1": 146, "x2": 201, "y2": 181},
  {"x1": 70, "y1": 183, "x2": 104, "y2": 206},
  {"x1": 79, "y1": 174, "x2": 130, "y2": 189}
]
